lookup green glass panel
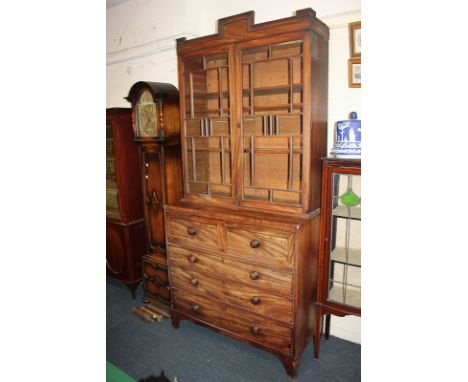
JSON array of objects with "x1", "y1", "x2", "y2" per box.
[{"x1": 341, "y1": 188, "x2": 360, "y2": 207}]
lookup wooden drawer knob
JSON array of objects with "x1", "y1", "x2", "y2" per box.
[
  {"x1": 188, "y1": 255, "x2": 198, "y2": 263},
  {"x1": 187, "y1": 227, "x2": 197, "y2": 236},
  {"x1": 191, "y1": 304, "x2": 200, "y2": 313},
  {"x1": 250, "y1": 271, "x2": 260, "y2": 280},
  {"x1": 250, "y1": 239, "x2": 261, "y2": 248},
  {"x1": 251, "y1": 326, "x2": 260, "y2": 335},
  {"x1": 250, "y1": 296, "x2": 261, "y2": 305},
  {"x1": 190, "y1": 277, "x2": 199, "y2": 286}
]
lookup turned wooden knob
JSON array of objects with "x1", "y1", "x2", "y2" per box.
[
  {"x1": 251, "y1": 296, "x2": 261, "y2": 305},
  {"x1": 250, "y1": 271, "x2": 259, "y2": 280},
  {"x1": 251, "y1": 326, "x2": 260, "y2": 334},
  {"x1": 190, "y1": 277, "x2": 199, "y2": 286},
  {"x1": 188, "y1": 255, "x2": 198, "y2": 263},
  {"x1": 250, "y1": 239, "x2": 260, "y2": 248},
  {"x1": 192, "y1": 304, "x2": 199, "y2": 313},
  {"x1": 187, "y1": 227, "x2": 197, "y2": 236}
]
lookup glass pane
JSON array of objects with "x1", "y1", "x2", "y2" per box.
[
  {"x1": 241, "y1": 41, "x2": 304, "y2": 206},
  {"x1": 327, "y1": 173, "x2": 361, "y2": 308},
  {"x1": 106, "y1": 123, "x2": 120, "y2": 218},
  {"x1": 183, "y1": 52, "x2": 232, "y2": 198}
]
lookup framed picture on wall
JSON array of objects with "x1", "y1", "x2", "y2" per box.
[
  {"x1": 349, "y1": 21, "x2": 361, "y2": 58},
  {"x1": 348, "y1": 58, "x2": 361, "y2": 88}
]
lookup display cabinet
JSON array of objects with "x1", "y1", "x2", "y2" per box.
[
  {"x1": 126, "y1": 82, "x2": 183, "y2": 310},
  {"x1": 167, "y1": 9, "x2": 329, "y2": 378},
  {"x1": 314, "y1": 157, "x2": 361, "y2": 358},
  {"x1": 106, "y1": 108, "x2": 146, "y2": 298}
]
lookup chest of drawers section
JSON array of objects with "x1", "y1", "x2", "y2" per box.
[{"x1": 165, "y1": 205, "x2": 319, "y2": 375}]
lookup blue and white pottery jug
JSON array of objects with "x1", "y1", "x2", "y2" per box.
[{"x1": 330, "y1": 111, "x2": 361, "y2": 158}]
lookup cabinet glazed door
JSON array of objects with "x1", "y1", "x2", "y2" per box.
[
  {"x1": 106, "y1": 121, "x2": 121, "y2": 219},
  {"x1": 238, "y1": 39, "x2": 306, "y2": 210},
  {"x1": 181, "y1": 51, "x2": 234, "y2": 200},
  {"x1": 327, "y1": 170, "x2": 361, "y2": 309}
]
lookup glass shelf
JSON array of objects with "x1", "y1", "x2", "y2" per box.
[
  {"x1": 328, "y1": 284, "x2": 361, "y2": 307},
  {"x1": 330, "y1": 247, "x2": 361, "y2": 267},
  {"x1": 332, "y1": 205, "x2": 361, "y2": 220}
]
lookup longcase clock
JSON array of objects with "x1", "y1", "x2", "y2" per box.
[{"x1": 126, "y1": 82, "x2": 182, "y2": 310}]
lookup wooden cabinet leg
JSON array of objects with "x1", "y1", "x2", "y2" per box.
[
  {"x1": 325, "y1": 314, "x2": 331, "y2": 339},
  {"x1": 279, "y1": 356, "x2": 297, "y2": 379},
  {"x1": 314, "y1": 307, "x2": 322, "y2": 359},
  {"x1": 126, "y1": 282, "x2": 137, "y2": 299},
  {"x1": 171, "y1": 312, "x2": 180, "y2": 329}
]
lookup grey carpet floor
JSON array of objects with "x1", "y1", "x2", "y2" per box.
[{"x1": 107, "y1": 277, "x2": 361, "y2": 382}]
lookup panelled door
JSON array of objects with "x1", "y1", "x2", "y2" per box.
[
  {"x1": 181, "y1": 48, "x2": 236, "y2": 203},
  {"x1": 236, "y1": 34, "x2": 309, "y2": 212}
]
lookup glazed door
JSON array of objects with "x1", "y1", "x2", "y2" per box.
[
  {"x1": 181, "y1": 50, "x2": 235, "y2": 201},
  {"x1": 106, "y1": 121, "x2": 121, "y2": 219},
  {"x1": 326, "y1": 167, "x2": 361, "y2": 311},
  {"x1": 236, "y1": 36, "x2": 307, "y2": 212}
]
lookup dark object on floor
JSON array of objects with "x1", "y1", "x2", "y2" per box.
[
  {"x1": 107, "y1": 277, "x2": 361, "y2": 382},
  {"x1": 137, "y1": 371, "x2": 172, "y2": 382}
]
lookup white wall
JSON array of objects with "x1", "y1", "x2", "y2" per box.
[{"x1": 107, "y1": 0, "x2": 361, "y2": 344}]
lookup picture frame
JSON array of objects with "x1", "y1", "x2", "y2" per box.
[
  {"x1": 349, "y1": 21, "x2": 361, "y2": 58},
  {"x1": 348, "y1": 58, "x2": 361, "y2": 88}
]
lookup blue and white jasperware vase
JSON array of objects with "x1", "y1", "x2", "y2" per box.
[{"x1": 330, "y1": 111, "x2": 361, "y2": 158}]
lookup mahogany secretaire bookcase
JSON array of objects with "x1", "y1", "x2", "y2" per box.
[{"x1": 164, "y1": 9, "x2": 329, "y2": 377}]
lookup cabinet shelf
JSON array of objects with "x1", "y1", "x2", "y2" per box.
[
  {"x1": 330, "y1": 247, "x2": 361, "y2": 267},
  {"x1": 332, "y1": 205, "x2": 361, "y2": 220},
  {"x1": 242, "y1": 83, "x2": 303, "y2": 93},
  {"x1": 243, "y1": 103, "x2": 303, "y2": 110},
  {"x1": 191, "y1": 90, "x2": 230, "y2": 98},
  {"x1": 188, "y1": 148, "x2": 232, "y2": 153},
  {"x1": 186, "y1": 109, "x2": 230, "y2": 116},
  {"x1": 328, "y1": 285, "x2": 361, "y2": 307}
]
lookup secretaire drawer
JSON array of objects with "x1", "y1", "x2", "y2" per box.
[
  {"x1": 225, "y1": 226, "x2": 294, "y2": 268},
  {"x1": 170, "y1": 266, "x2": 292, "y2": 323},
  {"x1": 172, "y1": 289, "x2": 292, "y2": 355},
  {"x1": 167, "y1": 245, "x2": 292, "y2": 296},
  {"x1": 166, "y1": 214, "x2": 219, "y2": 250}
]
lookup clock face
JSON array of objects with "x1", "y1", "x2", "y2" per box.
[{"x1": 137, "y1": 90, "x2": 158, "y2": 137}]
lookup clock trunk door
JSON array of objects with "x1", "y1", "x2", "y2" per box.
[{"x1": 142, "y1": 150, "x2": 165, "y2": 251}]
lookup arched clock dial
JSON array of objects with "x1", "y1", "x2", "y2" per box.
[{"x1": 137, "y1": 89, "x2": 158, "y2": 137}]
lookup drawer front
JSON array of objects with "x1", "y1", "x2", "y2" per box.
[
  {"x1": 172, "y1": 288, "x2": 224, "y2": 326},
  {"x1": 168, "y1": 245, "x2": 292, "y2": 296},
  {"x1": 172, "y1": 289, "x2": 292, "y2": 354},
  {"x1": 170, "y1": 266, "x2": 292, "y2": 323},
  {"x1": 142, "y1": 257, "x2": 170, "y2": 303},
  {"x1": 225, "y1": 227, "x2": 293, "y2": 268},
  {"x1": 167, "y1": 216, "x2": 219, "y2": 250}
]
